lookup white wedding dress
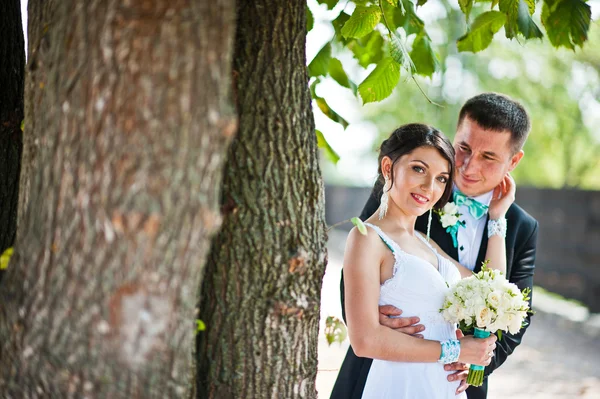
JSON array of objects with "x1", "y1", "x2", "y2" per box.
[{"x1": 361, "y1": 223, "x2": 467, "y2": 399}]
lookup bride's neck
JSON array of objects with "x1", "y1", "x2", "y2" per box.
[{"x1": 376, "y1": 205, "x2": 418, "y2": 234}]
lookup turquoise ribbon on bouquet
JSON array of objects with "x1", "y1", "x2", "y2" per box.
[
  {"x1": 470, "y1": 327, "x2": 491, "y2": 371},
  {"x1": 453, "y1": 191, "x2": 489, "y2": 220}
]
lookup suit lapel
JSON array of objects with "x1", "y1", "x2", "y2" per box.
[{"x1": 473, "y1": 215, "x2": 490, "y2": 272}]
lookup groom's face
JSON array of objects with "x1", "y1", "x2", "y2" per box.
[{"x1": 453, "y1": 117, "x2": 524, "y2": 197}]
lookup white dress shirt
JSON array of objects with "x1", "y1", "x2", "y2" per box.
[{"x1": 455, "y1": 188, "x2": 494, "y2": 270}]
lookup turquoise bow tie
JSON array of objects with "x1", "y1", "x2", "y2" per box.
[{"x1": 453, "y1": 191, "x2": 489, "y2": 220}]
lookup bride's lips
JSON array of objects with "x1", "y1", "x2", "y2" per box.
[{"x1": 411, "y1": 193, "x2": 430, "y2": 205}]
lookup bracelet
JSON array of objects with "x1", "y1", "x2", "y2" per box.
[
  {"x1": 438, "y1": 339, "x2": 461, "y2": 364},
  {"x1": 488, "y1": 218, "x2": 507, "y2": 238}
]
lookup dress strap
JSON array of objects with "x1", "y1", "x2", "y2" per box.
[{"x1": 363, "y1": 223, "x2": 405, "y2": 278}]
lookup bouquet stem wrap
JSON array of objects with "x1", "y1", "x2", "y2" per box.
[{"x1": 466, "y1": 328, "x2": 489, "y2": 387}]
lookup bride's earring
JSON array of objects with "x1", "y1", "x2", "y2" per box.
[
  {"x1": 378, "y1": 177, "x2": 391, "y2": 220},
  {"x1": 427, "y1": 209, "x2": 433, "y2": 242}
]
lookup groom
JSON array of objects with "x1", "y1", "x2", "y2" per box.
[{"x1": 331, "y1": 93, "x2": 539, "y2": 399}]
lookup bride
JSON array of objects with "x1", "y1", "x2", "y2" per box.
[{"x1": 343, "y1": 123, "x2": 514, "y2": 398}]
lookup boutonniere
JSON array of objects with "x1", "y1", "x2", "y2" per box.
[{"x1": 433, "y1": 202, "x2": 465, "y2": 248}]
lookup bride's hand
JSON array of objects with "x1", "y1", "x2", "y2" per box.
[
  {"x1": 488, "y1": 173, "x2": 516, "y2": 220},
  {"x1": 458, "y1": 334, "x2": 497, "y2": 366}
]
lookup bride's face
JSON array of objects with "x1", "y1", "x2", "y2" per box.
[{"x1": 382, "y1": 146, "x2": 451, "y2": 217}]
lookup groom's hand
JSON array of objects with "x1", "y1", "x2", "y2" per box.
[
  {"x1": 378, "y1": 305, "x2": 425, "y2": 338},
  {"x1": 445, "y1": 362, "x2": 469, "y2": 394},
  {"x1": 446, "y1": 329, "x2": 470, "y2": 394}
]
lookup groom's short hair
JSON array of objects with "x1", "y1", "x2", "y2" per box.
[{"x1": 458, "y1": 92, "x2": 531, "y2": 154}]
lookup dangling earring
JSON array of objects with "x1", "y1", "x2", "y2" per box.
[
  {"x1": 378, "y1": 177, "x2": 390, "y2": 220},
  {"x1": 427, "y1": 209, "x2": 433, "y2": 242}
]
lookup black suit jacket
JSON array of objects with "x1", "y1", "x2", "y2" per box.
[{"x1": 331, "y1": 188, "x2": 539, "y2": 399}]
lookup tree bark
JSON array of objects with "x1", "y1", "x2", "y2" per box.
[
  {"x1": 17, "y1": 0, "x2": 56, "y2": 235},
  {"x1": 197, "y1": 1, "x2": 327, "y2": 398},
  {"x1": 0, "y1": 0, "x2": 25, "y2": 281},
  {"x1": 0, "y1": 0, "x2": 236, "y2": 396}
]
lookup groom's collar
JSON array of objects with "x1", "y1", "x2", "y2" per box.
[{"x1": 452, "y1": 185, "x2": 494, "y2": 207}]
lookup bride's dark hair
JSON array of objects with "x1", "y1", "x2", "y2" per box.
[{"x1": 375, "y1": 123, "x2": 455, "y2": 209}]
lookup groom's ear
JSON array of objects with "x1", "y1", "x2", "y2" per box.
[{"x1": 508, "y1": 150, "x2": 524, "y2": 172}]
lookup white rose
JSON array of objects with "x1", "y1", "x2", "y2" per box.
[
  {"x1": 487, "y1": 291, "x2": 502, "y2": 309},
  {"x1": 496, "y1": 312, "x2": 512, "y2": 331},
  {"x1": 439, "y1": 203, "x2": 460, "y2": 227},
  {"x1": 508, "y1": 313, "x2": 523, "y2": 334},
  {"x1": 476, "y1": 306, "x2": 493, "y2": 328},
  {"x1": 440, "y1": 213, "x2": 459, "y2": 228}
]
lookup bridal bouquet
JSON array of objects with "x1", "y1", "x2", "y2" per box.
[{"x1": 440, "y1": 263, "x2": 532, "y2": 386}]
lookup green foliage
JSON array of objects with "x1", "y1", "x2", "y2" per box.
[
  {"x1": 324, "y1": 316, "x2": 348, "y2": 345},
  {"x1": 341, "y1": 6, "x2": 382, "y2": 39},
  {"x1": 459, "y1": 0, "x2": 474, "y2": 21},
  {"x1": 457, "y1": 11, "x2": 507, "y2": 52},
  {"x1": 0, "y1": 247, "x2": 13, "y2": 270},
  {"x1": 499, "y1": 0, "x2": 542, "y2": 39},
  {"x1": 351, "y1": 217, "x2": 368, "y2": 235},
  {"x1": 317, "y1": 0, "x2": 339, "y2": 9},
  {"x1": 410, "y1": 32, "x2": 439, "y2": 77},
  {"x1": 358, "y1": 57, "x2": 401, "y2": 104},
  {"x1": 307, "y1": 6, "x2": 314, "y2": 31},
  {"x1": 328, "y1": 58, "x2": 357, "y2": 93},
  {"x1": 307, "y1": 0, "x2": 594, "y2": 169},
  {"x1": 316, "y1": 130, "x2": 341, "y2": 164},
  {"x1": 309, "y1": 43, "x2": 332, "y2": 77},
  {"x1": 347, "y1": 31, "x2": 385, "y2": 68},
  {"x1": 196, "y1": 319, "x2": 206, "y2": 333},
  {"x1": 542, "y1": 0, "x2": 591, "y2": 50},
  {"x1": 384, "y1": 0, "x2": 425, "y2": 35}
]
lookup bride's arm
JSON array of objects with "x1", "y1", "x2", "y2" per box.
[
  {"x1": 344, "y1": 227, "x2": 495, "y2": 364},
  {"x1": 344, "y1": 227, "x2": 444, "y2": 362}
]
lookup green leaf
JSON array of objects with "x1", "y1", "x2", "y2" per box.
[
  {"x1": 542, "y1": 0, "x2": 591, "y2": 50},
  {"x1": 341, "y1": 6, "x2": 382, "y2": 39},
  {"x1": 384, "y1": 0, "x2": 425, "y2": 36},
  {"x1": 307, "y1": 6, "x2": 314, "y2": 32},
  {"x1": 324, "y1": 316, "x2": 348, "y2": 345},
  {"x1": 457, "y1": 11, "x2": 507, "y2": 53},
  {"x1": 316, "y1": 130, "x2": 341, "y2": 164},
  {"x1": 417, "y1": 0, "x2": 428, "y2": 5},
  {"x1": 500, "y1": 0, "x2": 541, "y2": 39},
  {"x1": 390, "y1": 34, "x2": 416, "y2": 74},
  {"x1": 20, "y1": 120, "x2": 24, "y2": 132},
  {"x1": 384, "y1": 0, "x2": 398, "y2": 5},
  {"x1": 329, "y1": 58, "x2": 358, "y2": 94},
  {"x1": 308, "y1": 43, "x2": 332, "y2": 78},
  {"x1": 351, "y1": 217, "x2": 368, "y2": 235},
  {"x1": 459, "y1": 0, "x2": 474, "y2": 21},
  {"x1": 317, "y1": 0, "x2": 339, "y2": 10},
  {"x1": 410, "y1": 33, "x2": 439, "y2": 77},
  {"x1": 347, "y1": 30, "x2": 385, "y2": 67},
  {"x1": 315, "y1": 96, "x2": 349, "y2": 129},
  {"x1": 358, "y1": 57, "x2": 401, "y2": 104},
  {"x1": 0, "y1": 247, "x2": 13, "y2": 270},
  {"x1": 497, "y1": 330, "x2": 503, "y2": 341}
]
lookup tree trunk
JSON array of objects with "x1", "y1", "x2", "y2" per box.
[
  {"x1": 0, "y1": 1, "x2": 236, "y2": 396},
  {"x1": 17, "y1": 0, "x2": 56, "y2": 235},
  {"x1": 0, "y1": 0, "x2": 25, "y2": 282},
  {"x1": 197, "y1": 1, "x2": 327, "y2": 398}
]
